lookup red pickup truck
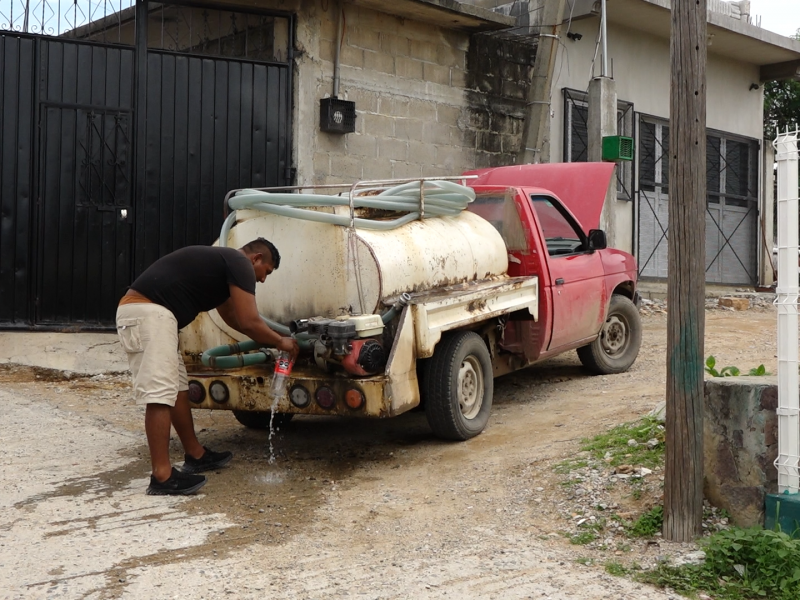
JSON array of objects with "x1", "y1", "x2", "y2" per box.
[
  {"x1": 181, "y1": 162, "x2": 642, "y2": 440},
  {"x1": 465, "y1": 162, "x2": 641, "y2": 377}
]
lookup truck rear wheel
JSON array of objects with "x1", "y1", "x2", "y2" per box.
[
  {"x1": 578, "y1": 294, "x2": 642, "y2": 375},
  {"x1": 422, "y1": 331, "x2": 493, "y2": 441},
  {"x1": 232, "y1": 410, "x2": 294, "y2": 430}
]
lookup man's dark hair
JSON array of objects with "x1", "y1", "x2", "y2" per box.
[{"x1": 241, "y1": 238, "x2": 281, "y2": 269}]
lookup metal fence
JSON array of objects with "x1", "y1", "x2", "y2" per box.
[{"x1": 0, "y1": 0, "x2": 134, "y2": 42}]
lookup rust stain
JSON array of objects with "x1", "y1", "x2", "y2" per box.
[{"x1": 467, "y1": 298, "x2": 488, "y2": 312}]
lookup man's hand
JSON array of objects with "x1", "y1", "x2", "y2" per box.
[{"x1": 277, "y1": 336, "x2": 300, "y2": 361}]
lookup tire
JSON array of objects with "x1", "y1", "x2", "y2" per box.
[
  {"x1": 422, "y1": 331, "x2": 493, "y2": 441},
  {"x1": 232, "y1": 410, "x2": 294, "y2": 430},
  {"x1": 578, "y1": 294, "x2": 642, "y2": 375}
]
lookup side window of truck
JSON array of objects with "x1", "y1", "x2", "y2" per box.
[
  {"x1": 468, "y1": 193, "x2": 529, "y2": 251},
  {"x1": 530, "y1": 195, "x2": 586, "y2": 257}
]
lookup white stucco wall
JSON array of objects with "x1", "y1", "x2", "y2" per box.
[
  {"x1": 547, "y1": 18, "x2": 763, "y2": 256},
  {"x1": 550, "y1": 19, "x2": 764, "y2": 160}
]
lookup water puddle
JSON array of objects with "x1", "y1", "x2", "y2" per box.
[{"x1": 254, "y1": 470, "x2": 286, "y2": 485}]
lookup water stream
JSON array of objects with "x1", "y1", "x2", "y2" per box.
[{"x1": 267, "y1": 392, "x2": 281, "y2": 464}]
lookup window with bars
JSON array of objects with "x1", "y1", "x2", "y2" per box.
[
  {"x1": 639, "y1": 120, "x2": 758, "y2": 203},
  {"x1": 639, "y1": 119, "x2": 669, "y2": 193},
  {"x1": 563, "y1": 88, "x2": 633, "y2": 201}
]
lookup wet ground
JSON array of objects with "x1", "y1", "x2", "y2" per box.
[{"x1": 0, "y1": 307, "x2": 780, "y2": 599}]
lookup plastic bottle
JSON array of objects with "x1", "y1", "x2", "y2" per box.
[{"x1": 270, "y1": 351, "x2": 294, "y2": 399}]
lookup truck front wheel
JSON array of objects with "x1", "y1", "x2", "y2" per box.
[
  {"x1": 422, "y1": 331, "x2": 493, "y2": 441},
  {"x1": 232, "y1": 410, "x2": 294, "y2": 430},
  {"x1": 578, "y1": 294, "x2": 642, "y2": 375}
]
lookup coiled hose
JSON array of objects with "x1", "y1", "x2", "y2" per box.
[{"x1": 219, "y1": 179, "x2": 476, "y2": 246}]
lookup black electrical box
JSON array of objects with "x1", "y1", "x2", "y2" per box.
[{"x1": 320, "y1": 97, "x2": 356, "y2": 134}]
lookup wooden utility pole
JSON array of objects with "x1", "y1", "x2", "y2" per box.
[
  {"x1": 664, "y1": 0, "x2": 707, "y2": 542},
  {"x1": 518, "y1": 0, "x2": 567, "y2": 164}
]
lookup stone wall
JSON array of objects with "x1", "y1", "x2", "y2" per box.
[
  {"x1": 465, "y1": 35, "x2": 536, "y2": 169},
  {"x1": 293, "y1": 0, "x2": 535, "y2": 184},
  {"x1": 704, "y1": 376, "x2": 778, "y2": 528}
]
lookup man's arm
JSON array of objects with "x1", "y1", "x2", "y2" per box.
[
  {"x1": 226, "y1": 284, "x2": 299, "y2": 359},
  {"x1": 216, "y1": 297, "x2": 240, "y2": 331}
]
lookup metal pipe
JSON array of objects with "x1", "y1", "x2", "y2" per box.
[
  {"x1": 333, "y1": 4, "x2": 343, "y2": 97},
  {"x1": 601, "y1": 0, "x2": 608, "y2": 77},
  {"x1": 773, "y1": 131, "x2": 800, "y2": 494}
]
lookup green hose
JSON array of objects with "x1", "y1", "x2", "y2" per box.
[{"x1": 201, "y1": 340, "x2": 268, "y2": 368}]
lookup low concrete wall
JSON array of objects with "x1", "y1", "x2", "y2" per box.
[
  {"x1": 0, "y1": 333, "x2": 128, "y2": 375},
  {"x1": 704, "y1": 376, "x2": 778, "y2": 528}
]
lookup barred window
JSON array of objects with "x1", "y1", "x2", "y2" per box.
[{"x1": 563, "y1": 88, "x2": 633, "y2": 201}]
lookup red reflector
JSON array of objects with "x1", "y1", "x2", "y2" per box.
[
  {"x1": 345, "y1": 389, "x2": 364, "y2": 409},
  {"x1": 188, "y1": 381, "x2": 206, "y2": 404},
  {"x1": 315, "y1": 386, "x2": 336, "y2": 409}
]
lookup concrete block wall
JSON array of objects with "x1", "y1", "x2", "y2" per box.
[
  {"x1": 704, "y1": 376, "x2": 778, "y2": 528},
  {"x1": 293, "y1": 0, "x2": 535, "y2": 185}
]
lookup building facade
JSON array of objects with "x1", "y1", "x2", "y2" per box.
[
  {"x1": 540, "y1": 0, "x2": 799, "y2": 287},
  {"x1": 0, "y1": 0, "x2": 532, "y2": 328}
]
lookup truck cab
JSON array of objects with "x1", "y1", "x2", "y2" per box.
[{"x1": 466, "y1": 163, "x2": 640, "y2": 376}]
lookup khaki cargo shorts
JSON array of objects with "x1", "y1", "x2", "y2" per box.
[{"x1": 116, "y1": 303, "x2": 188, "y2": 407}]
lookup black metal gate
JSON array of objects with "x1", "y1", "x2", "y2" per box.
[
  {"x1": 37, "y1": 39, "x2": 135, "y2": 324},
  {"x1": 0, "y1": 0, "x2": 293, "y2": 328},
  {"x1": 0, "y1": 34, "x2": 35, "y2": 324},
  {"x1": 137, "y1": 50, "x2": 290, "y2": 273}
]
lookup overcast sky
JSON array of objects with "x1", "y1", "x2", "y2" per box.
[{"x1": 749, "y1": 0, "x2": 800, "y2": 38}]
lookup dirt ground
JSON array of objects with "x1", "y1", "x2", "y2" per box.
[{"x1": 0, "y1": 306, "x2": 779, "y2": 599}]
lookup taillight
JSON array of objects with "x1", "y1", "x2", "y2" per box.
[
  {"x1": 187, "y1": 380, "x2": 206, "y2": 404},
  {"x1": 289, "y1": 384, "x2": 311, "y2": 408},
  {"x1": 209, "y1": 380, "x2": 229, "y2": 404},
  {"x1": 315, "y1": 386, "x2": 336, "y2": 409},
  {"x1": 345, "y1": 388, "x2": 365, "y2": 410}
]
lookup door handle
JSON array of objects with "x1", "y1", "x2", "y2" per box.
[{"x1": 555, "y1": 278, "x2": 565, "y2": 285}]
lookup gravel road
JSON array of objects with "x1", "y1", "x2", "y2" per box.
[{"x1": 0, "y1": 305, "x2": 779, "y2": 599}]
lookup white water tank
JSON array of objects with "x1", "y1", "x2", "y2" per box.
[{"x1": 222, "y1": 207, "x2": 509, "y2": 324}]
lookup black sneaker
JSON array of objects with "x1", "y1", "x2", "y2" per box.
[
  {"x1": 146, "y1": 467, "x2": 207, "y2": 496},
  {"x1": 180, "y1": 446, "x2": 233, "y2": 474}
]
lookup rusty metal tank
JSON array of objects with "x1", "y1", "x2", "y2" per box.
[{"x1": 223, "y1": 205, "x2": 509, "y2": 324}]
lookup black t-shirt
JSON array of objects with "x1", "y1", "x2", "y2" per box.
[{"x1": 131, "y1": 246, "x2": 256, "y2": 329}]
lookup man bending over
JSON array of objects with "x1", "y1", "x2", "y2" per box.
[{"x1": 116, "y1": 238, "x2": 299, "y2": 495}]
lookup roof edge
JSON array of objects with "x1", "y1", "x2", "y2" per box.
[{"x1": 348, "y1": 0, "x2": 515, "y2": 32}]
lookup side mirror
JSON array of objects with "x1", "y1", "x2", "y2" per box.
[{"x1": 588, "y1": 229, "x2": 607, "y2": 251}]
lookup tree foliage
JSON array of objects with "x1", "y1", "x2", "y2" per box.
[
  {"x1": 765, "y1": 80, "x2": 800, "y2": 138},
  {"x1": 764, "y1": 29, "x2": 800, "y2": 139}
]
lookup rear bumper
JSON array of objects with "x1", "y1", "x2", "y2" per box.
[{"x1": 185, "y1": 366, "x2": 412, "y2": 418}]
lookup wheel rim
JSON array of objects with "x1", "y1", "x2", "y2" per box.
[
  {"x1": 458, "y1": 355, "x2": 484, "y2": 420},
  {"x1": 600, "y1": 313, "x2": 630, "y2": 357}
]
